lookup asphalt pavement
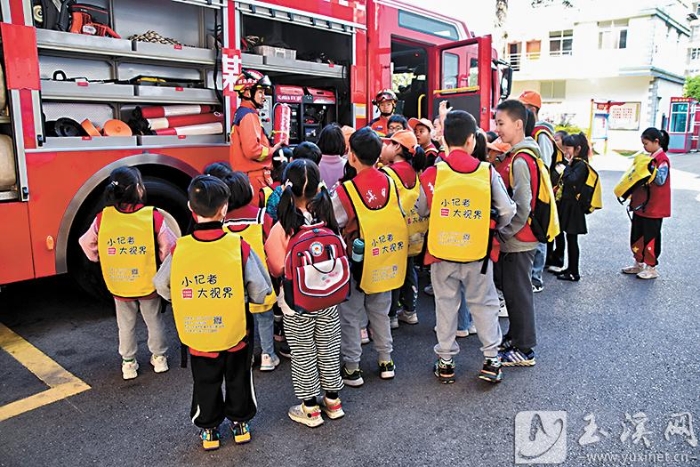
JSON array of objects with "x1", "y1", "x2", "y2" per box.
[{"x1": 1, "y1": 153, "x2": 700, "y2": 467}]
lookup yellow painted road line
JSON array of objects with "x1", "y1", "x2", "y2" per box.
[{"x1": 0, "y1": 322, "x2": 91, "y2": 422}]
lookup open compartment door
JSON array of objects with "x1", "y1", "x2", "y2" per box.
[{"x1": 428, "y1": 36, "x2": 493, "y2": 129}]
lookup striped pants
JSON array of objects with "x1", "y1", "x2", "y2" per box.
[{"x1": 283, "y1": 306, "x2": 344, "y2": 400}]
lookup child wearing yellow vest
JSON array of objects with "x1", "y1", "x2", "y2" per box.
[
  {"x1": 417, "y1": 111, "x2": 516, "y2": 383},
  {"x1": 331, "y1": 127, "x2": 409, "y2": 387},
  {"x1": 203, "y1": 164, "x2": 280, "y2": 372},
  {"x1": 380, "y1": 129, "x2": 428, "y2": 327},
  {"x1": 79, "y1": 166, "x2": 176, "y2": 380},
  {"x1": 265, "y1": 159, "x2": 346, "y2": 428},
  {"x1": 153, "y1": 176, "x2": 272, "y2": 451}
]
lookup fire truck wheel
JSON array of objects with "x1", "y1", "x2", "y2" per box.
[{"x1": 68, "y1": 175, "x2": 189, "y2": 302}]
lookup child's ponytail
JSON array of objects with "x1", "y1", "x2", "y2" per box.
[
  {"x1": 278, "y1": 183, "x2": 306, "y2": 237},
  {"x1": 309, "y1": 183, "x2": 340, "y2": 234},
  {"x1": 104, "y1": 166, "x2": 144, "y2": 209}
]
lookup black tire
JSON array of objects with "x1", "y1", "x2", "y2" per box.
[{"x1": 68, "y1": 176, "x2": 189, "y2": 302}]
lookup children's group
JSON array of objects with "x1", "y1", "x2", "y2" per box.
[{"x1": 78, "y1": 71, "x2": 672, "y2": 451}]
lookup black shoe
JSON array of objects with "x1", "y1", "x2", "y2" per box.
[
  {"x1": 277, "y1": 341, "x2": 292, "y2": 359},
  {"x1": 557, "y1": 272, "x2": 580, "y2": 282},
  {"x1": 434, "y1": 358, "x2": 455, "y2": 384},
  {"x1": 554, "y1": 268, "x2": 570, "y2": 277}
]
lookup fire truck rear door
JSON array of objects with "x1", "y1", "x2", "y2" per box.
[{"x1": 428, "y1": 36, "x2": 493, "y2": 129}]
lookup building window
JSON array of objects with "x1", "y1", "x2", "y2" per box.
[
  {"x1": 549, "y1": 30, "x2": 573, "y2": 56},
  {"x1": 598, "y1": 20, "x2": 628, "y2": 49},
  {"x1": 509, "y1": 42, "x2": 521, "y2": 71},
  {"x1": 526, "y1": 40, "x2": 541, "y2": 60},
  {"x1": 691, "y1": 48, "x2": 700, "y2": 61},
  {"x1": 670, "y1": 102, "x2": 689, "y2": 133},
  {"x1": 540, "y1": 80, "x2": 566, "y2": 100}
]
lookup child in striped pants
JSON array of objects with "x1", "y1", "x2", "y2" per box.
[{"x1": 264, "y1": 159, "x2": 344, "y2": 427}]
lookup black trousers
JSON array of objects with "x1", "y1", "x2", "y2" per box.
[
  {"x1": 494, "y1": 250, "x2": 537, "y2": 351},
  {"x1": 189, "y1": 343, "x2": 257, "y2": 429},
  {"x1": 630, "y1": 215, "x2": 663, "y2": 267},
  {"x1": 554, "y1": 232, "x2": 581, "y2": 275}
]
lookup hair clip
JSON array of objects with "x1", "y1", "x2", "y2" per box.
[
  {"x1": 110, "y1": 180, "x2": 119, "y2": 186},
  {"x1": 273, "y1": 149, "x2": 288, "y2": 163},
  {"x1": 318, "y1": 181, "x2": 327, "y2": 190},
  {"x1": 284, "y1": 180, "x2": 293, "y2": 188}
]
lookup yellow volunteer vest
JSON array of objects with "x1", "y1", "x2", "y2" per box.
[
  {"x1": 428, "y1": 161, "x2": 491, "y2": 262},
  {"x1": 225, "y1": 210, "x2": 277, "y2": 313},
  {"x1": 382, "y1": 166, "x2": 428, "y2": 257},
  {"x1": 343, "y1": 176, "x2": 408, "y2": 294},
  {"x1": 260, "y1": 186, "x2": 273, "y2": 208},
  {"x1": 171, "y1": 233, "x2": 247, "y2": 352},
  {"x1": 97, "y1": 206, "x2": 157, "y2": 297}
]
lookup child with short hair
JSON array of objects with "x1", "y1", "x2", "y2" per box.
[
  {"x1": 317, "y1": 123, "x2": 348, "y2": 189},
  {"x1": 380, "y1": 129, "x2": 427, "y2": 328},
  {"x1": 387, "y1": 114, "x2": 409, "y2": 135},
  {"x1": 264, "y1": 159, "x2": 345, "y2": 428},
  {"x1": 207, "y1": 168, "x2": 279, "y2": 371},
  {"x1": 493, "y1": 99, "x2": 543, "y2": 367},
  {"x1": 79, "y1": 166, "x2": 176, "y2": 380},
  {"x1": 331, "y1": 127, "x2": 409, "y2": 386},
  {"x1": 154, "y1": 175, "x2": 272, "y2": 450},
  {"x1": 621, "y1": 127, "x2": 671, "y2": 280},
  {"x1": 418, "y1": 111, "x2": 516, "y2": 383}
]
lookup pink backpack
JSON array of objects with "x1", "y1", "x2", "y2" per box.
[{"x1": 282, "y1": 222, "x2": 351, "y2": 313}]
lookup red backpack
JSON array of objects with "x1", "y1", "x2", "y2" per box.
[{"x1": 282, "y1": 222, "x2": 351, "y2": 313}]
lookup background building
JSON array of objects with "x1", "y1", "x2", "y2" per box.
[{"x1": 503, "y1": 0, "x2": 691, "y2": 151}]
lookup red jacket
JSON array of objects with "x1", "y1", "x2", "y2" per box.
[
  {"x1": 495, "y1": 150, "x2": 538, "y2": 243},
  {"x1": 370, "y1": 116, "x2": 390, "y2": 136},
  {"x1": 336, "y1": 167, "x2": 391, "y2": 254},
  {"x1": 631, "y1": 150, "x2": 671, "y2": 218}
]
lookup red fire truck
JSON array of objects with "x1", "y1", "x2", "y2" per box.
[{"x1": 0, "y1": 0, "x2": 510, "y2": 295}]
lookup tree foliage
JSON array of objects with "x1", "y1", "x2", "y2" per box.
[
  {"x1": 531, "y1": 0, "x2": 574, "y2": 7},
  {"x1": 684, "y1": 75, "x2": 700, "y2": 101}
]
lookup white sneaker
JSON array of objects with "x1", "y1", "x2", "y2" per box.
[
  {"x1": 150, "y1": 354, "x2": 169, "y2": 373},
  {"x1": 122, "y1": 360, "x2": 139, "y2": 380},
  {"x1": 260, "y1": 353, "x2": 280, "y2": 371},
  {"x1": 397, "y1": 311, "x2": 418, "y2": 325},
  {"x1": 455, "y1": 329, "x2": 469, "y2": 338},
  {"x1": 390, "y1": 315, "x2": 399, "y2": 329},
  {"x1": 468, "y1": 324, "x2": 477, "y2": 335},
  {"x1": 360, "y1": 327, "x2": 370, "y2": 345},
  {"x1": 622, "y1": 261, "x2": 644, "y2": 274},
  {"x1": 637, "y1": 266, "x2": 659, "y2": 280}
]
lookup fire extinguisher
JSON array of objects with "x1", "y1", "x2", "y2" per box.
[{"x1": 272, "y1": 103, "x2": 291, "y2": 145}]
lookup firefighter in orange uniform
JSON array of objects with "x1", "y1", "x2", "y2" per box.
[
  {"x1": 370, "y1": 89, "x2": 398, "y2": 137},
  {"x1": 230, "y1": 69, "x2": 284, "y2": 194}
]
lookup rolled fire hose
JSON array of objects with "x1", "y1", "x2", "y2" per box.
[
  {"x1": 153, "y1": 122, "x2": 224, "y2": 136},
  {"x1": 147, "y1": 112, "x2": 223, "y2": 131},
  {"x1": 135, "y1": 105, "x2": 216, "y2": 119}
]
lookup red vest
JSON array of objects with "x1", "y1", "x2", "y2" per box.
[
  {"x1": 495, "y1": 150, "x2": 538, "y2": 242},
  {"x1": 631, "y1": 151, "x2": 671, "y2": 218}
]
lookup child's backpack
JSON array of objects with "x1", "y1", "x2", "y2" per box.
[
  {"x1": 511, "y1": 148, "x2": 561, "y2": 243},
  {"x1": 613, "y1": 152, "x2": 657, "y2": 203},
  {"x1": 282, "y1": 222, "x2": 351, "y2": 313},
  {"x1": 578, "y1": 160, "x2": 603, "y2": 214}
]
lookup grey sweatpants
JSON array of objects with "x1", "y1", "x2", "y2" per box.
[
  {"x1": 432, "y1": 260, "x2": 501, "y2": 360},
  {"x1": 114, "y1": 297, "x2": 168, "y2": 360},
  {"x1": 494, "y1": 250, "x2": 537, "y2": 351},
  {"x1": 339, "y1": 277, "x2": 393, "y2": 366}
]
